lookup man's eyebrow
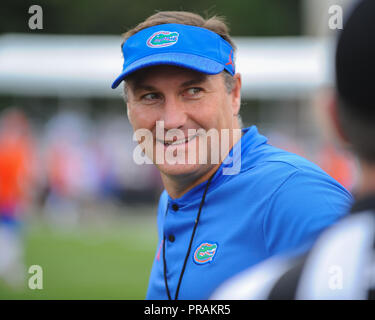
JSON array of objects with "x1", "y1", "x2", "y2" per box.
[
  {"x1": 127, "y1": 79, "x2": 157, "y2": 93},
  {"x1": 130, "y1": 83, "x2": 157, "y2": 93},
  {"x1": 180, "y1": 76, "x2": 207, "y2": 88}
]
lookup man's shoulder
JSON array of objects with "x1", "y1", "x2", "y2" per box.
[
  {"x1": 255, "y1": 146, "x2": 353, "y2": 214},
  {"x1": 243, "y1": 142, "x2": 324, "y2": 174},
  {"x1": 240, "y1": 144, "x2": 340, "y2": 189},
  {"x1": 240, "y1": 126, "x2": 310, "y2": 174}
]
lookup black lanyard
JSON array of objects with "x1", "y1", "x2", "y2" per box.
[{"x1": 162, "y1": 173, "x2": 215, "y2": 300}]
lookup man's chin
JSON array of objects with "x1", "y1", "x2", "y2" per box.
[{"x1": 156, "y1": 163, "x2": 213, "y2": 179}]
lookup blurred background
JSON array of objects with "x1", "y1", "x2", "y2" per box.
[{"x1": 0, "y1": 0, "x2": 357, "y2": 299}]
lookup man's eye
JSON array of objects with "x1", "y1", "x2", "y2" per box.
[
  {"x1": 141, "y1": 93, "x2": 160, "y2": 101},
  {"x1": 184, "y1": 87, "x2": 203, "y2": 97}
]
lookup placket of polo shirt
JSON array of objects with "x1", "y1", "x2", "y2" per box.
[{"x1": 164, "y1": 201, "x2": 179, "y2": 245}]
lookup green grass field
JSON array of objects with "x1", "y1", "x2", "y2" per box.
[{"x1": 0, "y1": 212, "x2": 158, "y2": 300}]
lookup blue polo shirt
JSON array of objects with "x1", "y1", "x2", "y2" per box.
[{"x1": 146, "y1": 126, "x2": 353, "y2": 300}]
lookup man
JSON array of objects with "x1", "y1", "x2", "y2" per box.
[
  {"x1": 212, "y1": 0, "x2": 375, "y2": 300},
  {"x1": 111, "y1": 11, "x2": 352, "y2": 300}
]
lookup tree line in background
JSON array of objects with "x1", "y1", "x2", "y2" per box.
[{"x1": 1, "y1": 0, "x2": 301, "y2": 36}]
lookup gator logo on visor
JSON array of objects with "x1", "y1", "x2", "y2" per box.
[
  {"x1": 193, "y1": 242, "x2": 218, "y2": 265},
  {"x1": 147, "y1": 31, "x2": 179, "y2": 48}
]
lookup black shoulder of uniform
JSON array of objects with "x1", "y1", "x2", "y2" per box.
[
  {"x1": 267, "y1": 253, "x2": 308, "y2": 300},
  {"x1": 350, "y1": 194, "x2": 375, "y2": 215}
]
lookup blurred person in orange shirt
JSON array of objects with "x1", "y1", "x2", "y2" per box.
[{"x1": 0, "y1": 108, "x2": 36, "y2": 289}]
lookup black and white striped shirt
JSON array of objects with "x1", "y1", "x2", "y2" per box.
[{"x1": 212, "y1": 195, "x2": 375, "y2": 300}]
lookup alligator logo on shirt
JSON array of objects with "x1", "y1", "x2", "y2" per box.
[
  {"x1": 146, "y1": 31, "x2": 179, "y2": 48},
  {"x1": 193, "y1": 242, "x2": 218, "y2": 265}
]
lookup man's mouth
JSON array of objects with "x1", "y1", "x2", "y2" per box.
[{"x1": 158, "y1": 134, "x2": 198, "y2": 146}]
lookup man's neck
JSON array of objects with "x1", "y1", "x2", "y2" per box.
[{"x1": 161, "y1": 163, "x2": 221, "y2": 199}]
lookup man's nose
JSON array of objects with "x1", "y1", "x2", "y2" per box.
[{"x1": 162, "y1": 96, "x2": 187, "y2": 130}]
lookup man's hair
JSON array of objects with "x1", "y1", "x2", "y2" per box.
[
  {"x1": 122, "y1": 11, "x2": 236, "y2": 99},
  {"x1": 335, "y1": 0, "x2": 375, "y2": 164}
]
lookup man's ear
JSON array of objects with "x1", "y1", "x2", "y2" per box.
[
  {"x1": 328, "y1": 94, "x2": 350, "y2": 145},
  {"x1": 126, "y1": 103, "x2": 130, "y2": 120},
  {"x1": 123, "y1": 83, "x2": 132, "y2": 123},
  {"x1": 231, "y1": 73, "x2": 242, "y2": 116}
]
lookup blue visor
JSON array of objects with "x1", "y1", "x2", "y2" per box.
[{"x1": 111, "y1": 23, "x2": 235, "y2": 89}]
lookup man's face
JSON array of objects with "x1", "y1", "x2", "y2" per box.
[{"x1": 126, "y1": 65, "x2": 241, "y2": 181}]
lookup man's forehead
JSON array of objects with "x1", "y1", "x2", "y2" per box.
[{"x1": 125, "y1": 65, "x2": 209, "y2": 88}]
